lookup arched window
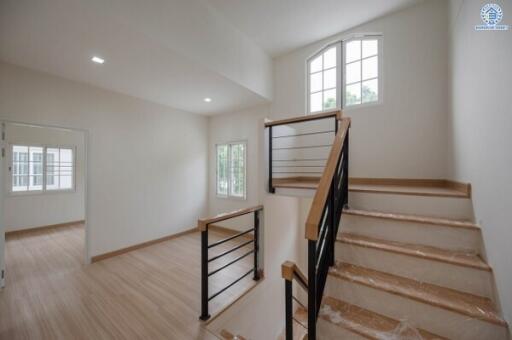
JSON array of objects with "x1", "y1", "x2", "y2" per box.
[
  {"x1": 307, "y1": 43, "x2": 341, "y2": 114},
  {"x1": 307, "y1": 35, "x2": 382, "y2": 113}
]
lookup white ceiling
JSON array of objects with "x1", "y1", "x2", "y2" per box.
[
  {"x1": 206, "y1": 0, "x2": 422, "y2": 56},
  {"x1": 0, "y1": 0, "x2": 271, "y2": 115},
  {"x1": 0, "y1": 0, "x2": 421, "y2": 115}
]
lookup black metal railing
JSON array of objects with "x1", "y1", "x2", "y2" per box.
[
  {"x1": 307, "y1": 129, "x2": 349, "y2": 339},
  {"x1": 282, "y1": 261, "x2": 309, "y2": 340},
  {"x1": 265, "y1": 110, "x2": 341, "y2": 193},
  {"x1": 280, "y1": 117, "x2": 350, "y2": 340},
  {"x1": 199, "y1": 206, "x2": 263, "y2": 321}
]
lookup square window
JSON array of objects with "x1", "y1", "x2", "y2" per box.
[
  {"x1": 310, "y1": 55, "x2": 322, "y2": 73},
  {"x1": 346, "y1": 83, "x2": 361, "y2": 106},
  {"x1": 323, "y1": 68, "x2": 336, "y2": 89},
  {"x1": 362, "y1": 56, "x2": 378, "y2": 80},
  {"x1": 323, "y1": 89, "x2": 337, "y2": 110},
  {"x1": 323, "y1": 47, "x2": 337, "y2": 69},
  {"x1": 362, "y1": 40, "x2": 378, "y2": 58},
  {"x1": 310, "y1": 92, "x2": 323, "y2": 113},
  {"x1": 310, "y1": 72, "x2": 322, "y2": 93},
  {"x1": 346, "y1": 61, "x2": 361, "y2": 84},
  {"x1": 362, "y1": 79, "x2": 378, "y2": 104},
  {"x1": 346, "y1": 40, "x2": 361, "y2": 63}
]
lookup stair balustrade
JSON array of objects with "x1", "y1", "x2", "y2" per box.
[
  {"x1": 268, "y1": 113, "x2": 350, "y2": 340},
  {"x1": 198, "y1": 205, "x2": 263, "y2": 321}
]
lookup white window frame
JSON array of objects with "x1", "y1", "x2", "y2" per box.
[
  {"x1": 8, "y1": 144, "x2": 76, "y2": 195},
  {"x1": 306, "y1": 42, "x2": 342, "y2": 115},
  {"x1": 306, "y1": 34, "x2": 383, "y2": 114},
  {"x1": 343, "y1": 35, "x2": 383, "y2": 110},
  {"x1": 216, "y1": 141, "x2": 247, "y2": 200}
]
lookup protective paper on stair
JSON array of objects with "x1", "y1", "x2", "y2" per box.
[
  {"x1": 320, "y1": 302, "x2": 428, "y2": 340},
  {"x1": 329, "y1": 263, "x2": 502, "y2": 324},
  {"x1": 317, "y1": 259, "x2": 509, "y2": 340}
]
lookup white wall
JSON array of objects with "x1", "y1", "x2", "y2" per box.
[
  {"x1": 273, "y1": 0, "x2": 451, "y2": 178},
  {"x1": 448, "y1": 0, "x2": 512, "y2": 325},
  {"x1": 0, "y1": 62, "x2": 209, "y2": 260},
  {"x1": 207, "y1": 105, "x2": 269, "y2": 230},
  {"x1": 3, "y1": 123, "x2": 85, "y2": 231}
]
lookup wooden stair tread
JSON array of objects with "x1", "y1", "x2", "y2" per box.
[
  {"x1": 273, "y1": 178, "x2": 469, "y2": 198},
  {"x1": 349, "y1": 183, "x2": 468, "y2": 198},
  {"x1": 344, "y1": 209, "x2": 479, "y2": 230},
  {"x1": 337, "y1": 233, "x2": 490, "y2": 271},
  {"x1": 329, "y1": 262, "x2": 507, "y2": 326},
  {"x1": 320, "y1": 296, "x2": 448, "y2": 339}
]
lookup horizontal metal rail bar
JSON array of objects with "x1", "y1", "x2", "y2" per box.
[
  {"x1": 293, "y1": 295, "x2": 307, "y2": 311},
  {"x1": 208, "y1": 228, "x2": 254, "y2": 249},
  {"x1": 273, "y1": 158, "x2": 328, "y2": 162},
  {"x1": 293, "y1": 317, "x2": 308, "y2": 330},
  {"x1": 273, "y1": 171, "x2": 324, "y2": 174},
  {"x1": 272, "y1": 130, "x2": 335, "y2": 139},
  {"x1": 293, "y1": 273, "x2": 309, "y2": 291},
  {"x1": 316, "y1": 236, "x2": 328, "y2": 271},
  {"x1": 272, "y1": 144, "x2": 332, "y2": 150},
  {"x1": 208, "y1": 239, "x2": 254, "y2": 263},
  {"x1": 208, "y1": 250, "x2": 254, "y2": 277},
  {"x1": 208, "y1": 268, "x2": 253, "y2": 301},
  {"x1": 272, "y1": 165, "x2": 325, "y2": 168}
]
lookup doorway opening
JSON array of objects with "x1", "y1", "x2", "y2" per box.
[{"x1": 0, "y1": 121, "x2": 88, "y2": 289}]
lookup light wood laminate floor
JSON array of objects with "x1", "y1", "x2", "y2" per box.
[{"x1": 0, "y1": 223, "x2": 257, "y2": 339}]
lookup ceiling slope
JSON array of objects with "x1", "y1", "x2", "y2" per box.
[
  {"x1": 0, "y1": 0, "x2": 273, "y2": 115},
  {"x1": 206, "y1": 0, "x2": 423, "y2": 56}
]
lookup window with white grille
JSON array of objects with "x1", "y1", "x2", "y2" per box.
[
  {"x1": 216, "y1": 142, "x2": 246, "y2": 199},
  {"x1": 11, "y1": 145, "x2": 74, "y2": 193}
]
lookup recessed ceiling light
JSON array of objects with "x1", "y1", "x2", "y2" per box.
[
  {"x1": 91, "y1": 56, "x2": 105, "y2": 64},
  {"x1": 204, "y1": 97, "x2": 212, "y2": 103}
]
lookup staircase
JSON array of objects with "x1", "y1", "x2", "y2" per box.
[
  {"x1": 319, "y1": 184, "x2": 509, "y2": 339},
  {"x1": 268, "y1": 111, "x2": 510, "y2": 339}
]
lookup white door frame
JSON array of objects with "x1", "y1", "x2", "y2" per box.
[
  {"x1": 0, "y1": 119, "x2": 91, "y2": 270},
  {"x1": 0, "y1": 122, "x2": 6, "y2": 288}
]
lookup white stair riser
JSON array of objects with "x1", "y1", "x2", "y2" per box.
[
  {"x1": 274, "y1": 188, "x2": 315, "y2": 198},
  {"x1": 336, "y1": 244, "x2": 495, "y2": 300},
  {"x1": 324, "y1": 278, "x2": 508, "y2": 340},
  {"x1": 317, "y1": 318, "x2": 368, "y2": 340},
  {"x1": 348, "y1": 192, "x2": 474, "y2": 220},
  {"x1": 340, "y1": 215, "x2": 482, "y2": 253}
]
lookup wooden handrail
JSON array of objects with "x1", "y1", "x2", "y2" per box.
[
  {"x1": 264, "y1": 110, "x2": 342, "y2": 128},
  {"x1": 282, "y1": 261, "x2": 308, "y2": 291},
  {"x1": 198, "y1": 205, "x2": 263, "y2": 231},
  {"x1": 305, "y1": 118, "x2": 351, "y2": 240}
]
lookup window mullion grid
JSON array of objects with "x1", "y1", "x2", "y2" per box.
[
  {"x1": 42, "y1": 146, "x2": 46, "y2": 191},
  {"x1": 360, "y1": 41, "x2": 363, "y2": 105},
  {"x1": 227, "y1": 144, "x2": 232, "y2": 198},
  {"x1": 361, "y1": 54, "x2": 377, "y2": 62},
  {"x1": 28, "y1": 146, "x2": 33, "y2": 191},
  {"x1": 58, "y1": 148, "x2": 62, "y2": 189},
  {"x1": 321, "y1": 53, "x2": 325, "y2": 110}
]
